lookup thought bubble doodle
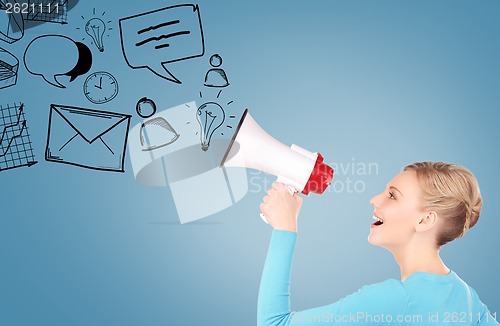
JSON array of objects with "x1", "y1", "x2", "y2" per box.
[
  {"x1": 119, "y1": 4, "x2": 205, "y2": 84},
  {"x1": 23, "y1": 34, "x2": 92, "y2": 88}
]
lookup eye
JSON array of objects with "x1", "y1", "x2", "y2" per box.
[{"x1": 388, "y1": 191, "x2": 395, "y2": 199}]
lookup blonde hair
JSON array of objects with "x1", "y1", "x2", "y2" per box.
[{"x1": 404, "y1": 162, "x2": 482, "y2": 247}]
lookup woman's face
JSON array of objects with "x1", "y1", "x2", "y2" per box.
[{"x1": 368, "y1": 170, "x2": 427, "y2": 250}]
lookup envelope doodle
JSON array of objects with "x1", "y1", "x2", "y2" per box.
[{"x1": 45, "y1": 104, "x2": 131, "y2": 172}]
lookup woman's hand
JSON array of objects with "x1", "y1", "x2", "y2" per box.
[{"x1": 259, "y1": 182, "x2": 303, "y2": 232}]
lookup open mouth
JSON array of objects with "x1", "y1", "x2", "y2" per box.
[{"x1": 372, "y1": 215, "x2": 384, "y2": 226}]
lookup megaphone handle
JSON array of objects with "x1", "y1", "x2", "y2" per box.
[{"x1": 260, "y1": 185, "x2": 297, "y2": 224}]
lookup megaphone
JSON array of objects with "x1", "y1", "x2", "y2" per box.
[{"x1": 220, "y1": 109, "x2": 334, "y2": 221}]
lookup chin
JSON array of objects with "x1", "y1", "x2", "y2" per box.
[
  {"x1": 367, "y1": 233, "x2": 379, "y2": 246},
  {"x1": 367, "y1": 233, "x2": 388, "y2": 249}
]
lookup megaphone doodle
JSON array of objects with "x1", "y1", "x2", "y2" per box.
[{"x1": 221, "y1": 109, "x2": 334, "y2": 222}]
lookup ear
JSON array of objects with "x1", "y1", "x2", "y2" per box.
[{"x1": 415, "y1": 211, "x2": 438, "y2": 232}]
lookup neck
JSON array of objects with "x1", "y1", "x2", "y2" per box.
[{"x1": 390, "y1": 241, "x2": 449, "y2": 281}]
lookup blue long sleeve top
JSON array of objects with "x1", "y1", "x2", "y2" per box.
[{"x1": 258, "y1": 230, "x2": 499, "y2": 326}]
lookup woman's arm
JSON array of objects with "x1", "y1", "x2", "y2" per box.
[
  {"x1": 257, "y1": 183, "x2": 407, "y2": 326},
  {"x1": 258, "y1": 182, "x2": 300, "y2": 325},
  {"x1": 257, "y1": 229, "x2": 408, "y2": 326},
  {"x1": 257, "y1": 230, "x2": 297, "y2": 326},
  {"x1": 257, "y1": 183, "x2": 301, "y2": 325}
]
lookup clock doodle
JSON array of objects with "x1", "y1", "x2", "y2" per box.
[{"x1": 83, "y1": 71, "x2": 119, "y2": 104}]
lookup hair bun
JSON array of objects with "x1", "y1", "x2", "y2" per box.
[
  {"x1": 404, "y1": 162, "x2": 482, "y2": 246},
  {"x1": 465, "y1": 197, "x2": 482, "y2": 231}
]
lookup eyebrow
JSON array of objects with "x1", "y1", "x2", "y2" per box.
[{"x1": 389, "y1": 186, "x2": 404, "y2": 197}]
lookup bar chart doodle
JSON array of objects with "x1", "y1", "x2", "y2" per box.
[
  {"x1": 0, "y1": 102, "x2": 37, "y2": 172},
  {"x1": 26, "y1": 0, "x2": 69, "y2": 25}
]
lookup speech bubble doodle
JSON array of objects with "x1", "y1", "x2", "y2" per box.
[
  {"x1": 23, "y1": 34, "x2": 92, "y2": 88},
  {"x1": 119, "y1": 4, "x2": 205, "y2": 84},
  {"x1": 65, "y1": 41, "x2": 92, "y2": 82}
]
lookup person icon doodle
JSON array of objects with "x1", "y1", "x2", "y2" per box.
[
  {"x1": 204, "y1": 54, "x2": 229, "y2": 88},
  {"x1": 136, "y1": 97, "x2": 180, "y2": 151}
]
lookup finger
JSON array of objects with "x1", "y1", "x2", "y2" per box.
[
  {"x1": 272, "y1": 182, "x2": 283, "y2": 191},
  {"x1": 259, "y1": 202, "x2": 265, "y2": 213}
]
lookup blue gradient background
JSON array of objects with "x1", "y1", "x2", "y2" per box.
[{"x1": 1, "y1": 1, "x2": 499, "y2": 325}]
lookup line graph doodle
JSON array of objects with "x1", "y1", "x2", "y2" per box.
[
  {"x1": 0, "y1": 102, "x2": 37, "y2": 172},
  {"x1": 1, "y1": 120, "x2": 26, "y2": 157},
  {"x1": 0, "y1": 102, "x2": 23, "y2": 144}
]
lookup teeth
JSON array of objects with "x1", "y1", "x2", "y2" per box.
[{"x1": 372, "y1": 215, "x2": 384, "y2": 223}]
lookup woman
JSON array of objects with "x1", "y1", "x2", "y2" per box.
[{"x1": 258, "y1": 162, "x2": 498, "y2": 325}]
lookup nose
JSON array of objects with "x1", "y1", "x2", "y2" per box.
[{"x1": 370, "y1": 192, "x2": 382, "y2": 207}]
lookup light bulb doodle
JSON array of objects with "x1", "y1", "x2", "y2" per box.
[
  {"x1": 85, "y1": 18, "x2": 106, "y2": 52},
  {"x1": 77, "y1": 8, "x2": 112, "y2": 52},
  {"x1": 196, "y1": 102, "x2": 225, "y2": 152},
  {"x1": 198, "y1": 89, "x2": 237, "y2": 139}
]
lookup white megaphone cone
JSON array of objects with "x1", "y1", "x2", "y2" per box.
[{"x1": 220, "y1": 109, "x2": 334, "y2": 222}]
